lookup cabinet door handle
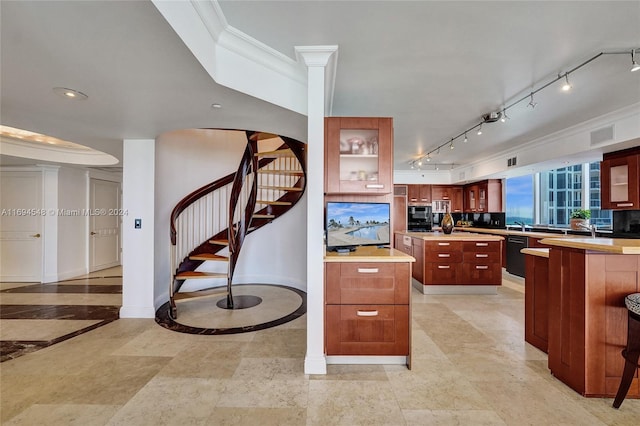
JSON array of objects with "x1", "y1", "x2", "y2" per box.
[
  {"x1": 476, "y1": 265, "x2": 489, "y2": 269},
  {"x1": 616, "y1": 203, "x2": 634, "y2": 207},
  {"x1": 357, "y1": 268, "x2": 378, "y2": 274},
  {"x1": 438, "y1": 242, "x2": 450, "y2": 246},
  {"x1": 476, "y1": 243, "x2": 489, "y2": 247},
  {"x1": 475, "y1": 254, "x2": 488, "y2": 258},
  {"x1": 438, "y1": 265, "x2": 450, "y2": 269},
  {"x1": 30, "y1": 233, "x2": 41, "y2": 238},
  {"x1": 365, "y1": 184, "x2": 384, "y2": 189},
  {"x1": 438, "y1": 254, "x2": 450, "y2": 257},
  {"x1": 357, "y1": 310, "x2": 379, "y2": 317}
]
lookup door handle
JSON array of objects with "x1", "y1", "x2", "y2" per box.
[
  {"x1": 90, "y1": 231, "x2": 97, "y2": 236},
  {"x1": 30, "y1": 233, "x2": 41, "y2": 238}
]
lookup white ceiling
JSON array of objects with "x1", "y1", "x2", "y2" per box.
[{"x1": 2, "y1": 1, "x2": 640, "y2": 177}]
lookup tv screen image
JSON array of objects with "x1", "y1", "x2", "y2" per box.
[{"x1": 326, "y1": 201, "x2": 390, "y2": 249}]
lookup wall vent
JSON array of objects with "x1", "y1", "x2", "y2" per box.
[
  {"x1": 590, "y1": 125, "x2": 614, "y2": 146},
  {"x1": 507, "y1": 156, "x2": 517, "y2": 167}
]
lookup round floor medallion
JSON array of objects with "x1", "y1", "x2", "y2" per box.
[{"x1": 216, "y1": 294, "x2": 262, "y2": 309}]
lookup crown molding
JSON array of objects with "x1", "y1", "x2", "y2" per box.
[{"x1": 152, "y1": 0, "x2": 338, "y2": 117}]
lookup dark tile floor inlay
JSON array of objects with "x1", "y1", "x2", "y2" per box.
[
  {"x1": 156, "y1": 283, "x2": 306, "y2": 335},
  {"x1": 216, "y1": 295, "x2": 262, "y2": 309},
  {"x1": 1, "y1": 284, "x2": 122, "y2": 294}
]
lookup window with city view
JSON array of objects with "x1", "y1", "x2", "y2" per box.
[{"x1": 505, "y1": 161, "x2": 612, "y2": 229}]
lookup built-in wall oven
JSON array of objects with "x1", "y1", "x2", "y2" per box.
[{"x1": 408, "y1": 206, "x2": 432, "y2": 231}]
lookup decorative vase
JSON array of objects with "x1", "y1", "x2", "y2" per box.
[{"x1": 441, "y1": 211, "x2": 454, "y2": 234}]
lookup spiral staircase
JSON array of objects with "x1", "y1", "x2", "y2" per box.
[{"x1": 159, "y1": 130, "x2": 306, "y2": 328}]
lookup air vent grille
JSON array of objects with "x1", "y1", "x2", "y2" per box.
[
  {"x1": 507, "y1": 156, "x2": 517, "y2": 167},
  {"x1": 590, "y1": 125, "x2": 614, "y2": 146}
]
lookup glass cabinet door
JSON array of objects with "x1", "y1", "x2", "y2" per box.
[{"x1": 339, "y1": 128, "x2": 380, "y2": 184}]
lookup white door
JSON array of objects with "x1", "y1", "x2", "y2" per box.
[
  {"x1": 89, "y1": 179, "x2": 121, "y2": 272},
  {"x1": 0, "y1": 171, "x2": 43, "y2": 282}
]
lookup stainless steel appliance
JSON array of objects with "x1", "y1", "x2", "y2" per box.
[{"x1": 407, "y1": 206, "x2": 432, "y2": 231}]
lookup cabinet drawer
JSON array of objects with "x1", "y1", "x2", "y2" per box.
[
  {"x1": 325, "y1": 263, "x2": 410, "y2": 305},
  {"x1": 424, "y1": 241, "x2": 462, "y2": 252},
  {"x1": 426, "y1": 263, "x2": 458, "y2": 284},
  {"x1": 463, "y1": 251, "x2": 501, "y2": 264},
  {"x1": 325, "y1": 305, "x2": 409, "y2": 355},
  {"x1": 463, "y1": 241, "x2": 500, "y2": 253},
  {"x1": 426, "y1": 251, "x2": 463, "y2": 263},
  {"x1": 461, "y1": 263, "x2": 502, "y2": 284}
]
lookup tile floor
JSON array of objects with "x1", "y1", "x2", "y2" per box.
[{"x1": 1, "y1": 271, "x2": 639, "y2": 425}]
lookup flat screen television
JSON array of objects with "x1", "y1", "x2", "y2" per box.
[{"x1": 325, "y1": 201, "x2": 390, "y2": 251}]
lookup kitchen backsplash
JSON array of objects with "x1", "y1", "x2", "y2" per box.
[
  {"x1": 612, "y1": 210, "x2": 640, "y2": 238},
  {"x1": 432, "y1": 212, "x2": 506, "y2": 229}
]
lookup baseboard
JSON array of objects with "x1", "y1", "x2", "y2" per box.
[
  {"x1": 57, "y1": 267, "x2": 88, "y2": 282},
  {"x1": 326, "y1": 355, "x2": 408, "y2": 365},
  {"x1": 304, "y1": 355, "x2": 327, "y2": 375},
  {"x1": 119, "y1": 305, "x2": 156, "y2": 318}
]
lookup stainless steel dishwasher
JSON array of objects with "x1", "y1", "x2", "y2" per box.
[{"x1": 506, "y1": 235, "x2": 528, "y2": 277}]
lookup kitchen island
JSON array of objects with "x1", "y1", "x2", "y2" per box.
[
  {"x1": 539, "y1": 237, "x2": 640, "y2": 398},
  {"x1": 395, "y1": 231, "x2": 503, "y2": 294}
]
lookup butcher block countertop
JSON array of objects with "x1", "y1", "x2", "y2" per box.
[
  {"x1": 396, "y1": 231, "x2": 503, "y2": 241},
  {"x1": 324, "y1": 245, "x2": 416, "y2": 262},
  {"x1": 521, "y1": 248, "x2": 550, "y2": 258},
  {"x1": 539, "y1": 237, "x2": 640, "y2": 255}
]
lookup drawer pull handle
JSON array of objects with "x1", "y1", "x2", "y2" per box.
[
  {"x1": 357, "y1": 268, "x2": 379, "y2": 274},
  {"x1": 365, "y1": 184, "x2": 384, "y2": 189},
  {"x1": 616, "y1": 203, "x2": 634, "y2": 207},
  {"x1": 438, "y1": 265, "x2": 450, "y2": 269},
  {"x1": 357, "y1": 310, "x2": 379, "y2": 317},
  {"x1": 476, "y1": 265, "x2": 489, "y2": 270},
  {"x1": 476, "y1": 243, "x2": 489, "y2": 247},
  {"x1": 438, "y1": 242, "x2": 450, "y2": 246},
  {"x1": 476, "y1": 254, "x2": 488, "y2": 258},
  {"x1": 438, "y1": 254, "x2": 450, "y2": 257}
]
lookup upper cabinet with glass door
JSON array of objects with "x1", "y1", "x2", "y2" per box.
[
  {"x1": 325, "y1": 117, "x2": 393, "y2": 194},
  {"x1": 601, "y1": 148, "x2": 640, "y2": 210}
]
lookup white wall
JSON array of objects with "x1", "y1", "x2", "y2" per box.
[
  {"x1": 153, "y1": 129, "x2": 308, "y2": 308},
  {"x1": 56, "y1": 167, "x2": 89, "y2": 280}
]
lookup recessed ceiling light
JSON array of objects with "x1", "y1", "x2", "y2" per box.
[
  {"x1": 53, "y1": 87, "x2": 88, "y2": 100},
  {"x1": 211, "y1": 103, "x2": 222, "y2": 109}
]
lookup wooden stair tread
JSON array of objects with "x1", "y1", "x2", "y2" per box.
[
  {"x1": 253, "y1": 214, "x2": 275, "y2": 219},
  {"x1": 249, "y1": 132, "x2": 278, "y2": 141},
  {"x1": 258, "y1": 170, "x2": 304, "y2": 176},
  {"x1": 258, "y1": 185, "x2": 303, "y2": 191},
  {"x1": 255, "y1": 149, "x2": 294, "y2": 158},
  {"x1": 175, "y1": 271, "x2": 227, "y2": 280},
  {"x1": 209, "y1": 239, "x2": 229, "y2": 246},
  {"x1": 189, "y1": 253, "x2": 228, "y2": 261},
  {"x1": 256, "y1": 200, "x2": 292, "y2": 205},
  {"x1": 174, "y1": 287, "x2": 228, "y2": 302}
]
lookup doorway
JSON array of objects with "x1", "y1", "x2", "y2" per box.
[{"x1": 89, "y1": 178, "x2": 121, "y2": 272}]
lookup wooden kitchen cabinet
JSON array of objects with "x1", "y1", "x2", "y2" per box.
[
  {"x1": 431, "y1": 185, "x2": 463, "y2": 212},
  {"x1": 601, "y1": 147, "x2": 640, "y2": 210},
  {"x1": 407, "y1": 184, "x2": 431, "y2": 204},
  {"x1": 393, "y1": 185, "x2": 408, "y2": 237},
  {"x1": 465, "y1": 180, "x2": 503, "y2": 212},
  {"x1": 324, "y1": 257, "x2": 411, "y2": 358},
  {"x1": 325, "y1": 117, "x2": 393, "y2": 195}
]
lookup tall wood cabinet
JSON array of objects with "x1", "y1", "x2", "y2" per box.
[
  {"x1": 601, "y1": 147, "x2": 640, "y2": 210},
  {"x1": 431, "y1": 185, "x2": 463, "y2": 212},
  {"x1": 325, "y1": 117, "x2": 393, "y2": 195},
  {"x1": 464, "y1": 179, "x2": 502, "y2": 212}
]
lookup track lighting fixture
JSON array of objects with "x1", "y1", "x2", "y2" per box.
[
  {"x1": 410, "y1": 47, "x2": 639, "y2": 170},
  {"x1": 561, "y1": 73, "x2": 572, "y2": 91},
  {"x1": 632, "y1": 49, "x2": 640, "y2": 72},
  {"x1": 417, "y1": 160, "x2": 422, "y2": 166}
]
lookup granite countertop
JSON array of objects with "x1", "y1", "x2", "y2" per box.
[
  {"x1": 540, "y1": 237, "x2": 640, "y2": 255},
  {"x1": 324, "y1": 245, "x2": 416, "y2": 262},
  {"x1": 521, "y1": 248, "x2": 550, "y2": 258},
  {"x1": 396, "y1": 231, "x2": 503, "y2": 241}
]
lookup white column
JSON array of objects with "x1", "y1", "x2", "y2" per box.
[
  {"x1": 41, "y1": 165, "x2": 59, "y2": 283},
  {"x1": 120, "y1": 139, "x2": 156, "y2": 318},
  {"x1": 295, "y1": 46, "x2": 338, "y2": 375}
]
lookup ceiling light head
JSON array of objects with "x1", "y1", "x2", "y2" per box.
[
  {"x1": 476, "y1": 124, "x2": 483, "y2": 135},
  {"x1": 449, "y1": 139, "x2": 454, "y2": 150},
  {"x1": 561, "y1": 73, "x2": 572, "y2": 91},
  {"x1": 527, "y1": 93, "x2": 537, "y2": 109},
  {"x1": 464, "y1": 132, "x2": 468, "y2": 143},
  {"x1": 501, "y1": 109, "x2": 510, "y2": 122},
  {"x1": 632, "y1": 49, "x2": 640, "y2": 72},
  {"x1": 417, "y1": 160, "x2": 422, "y2": 166},
  {"x1": 53, "y1": 87, "x2": 88, "y2": 100},
  {"x1": 211, "y1": 103, "x2": 222, "y2": 109},
  {"x1": 426, "y1": 155, "x2": 431, "y2": 162}
]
